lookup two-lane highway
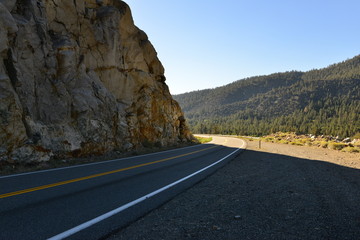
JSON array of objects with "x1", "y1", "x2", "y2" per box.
[{"x1": 0, "y1": 136, "x2": 245, "y2": 240}]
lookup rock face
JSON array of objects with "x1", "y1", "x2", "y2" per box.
[{"x1": 0, "y1": 0, "x2": 193, "y2": 163}]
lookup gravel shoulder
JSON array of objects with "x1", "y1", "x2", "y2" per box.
[{"x1": 107, "y1": 140, "x2": 360, "y2": 240}]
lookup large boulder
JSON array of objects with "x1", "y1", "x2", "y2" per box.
[{"x1": 0, "y1": 0, "x2": 192, "y2": 163}]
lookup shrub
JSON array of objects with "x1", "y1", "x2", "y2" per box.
[
  {"x1": 341, "y1": 147, "x2": 360, "y2": 153},
  {"x1": 277, "y1": 132, "x2": 292, "y2": 138},
  {"x1": 352, "y1": 132, "x2": 360, "y2": 139},
  {"x1": 278, "y1": 140, "x2": 289, "y2": 144},
  {"x1": 328, "y1": 142, "x2": 347, "y2": 150},
  {"x1": 320, "y1": 141, "x2": 328, "y2": 148},
  {"x1": 263, "y1": 137, "x2": 274, "y2": 142}
]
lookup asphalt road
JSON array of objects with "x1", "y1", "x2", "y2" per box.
[
  {"x1": 0, "y1": 136, "x2": 245, "y2": 240},
  {"x1": 107, "y1": 139, "x2": 360, "y2": 240}
]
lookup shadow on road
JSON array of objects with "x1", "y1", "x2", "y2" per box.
[
  {"x1": 109, "y1": 147, "x2": 360, "y2": 240},
  {"x1": 216, "y1": 148, "x2": 360, "y2": 239}
]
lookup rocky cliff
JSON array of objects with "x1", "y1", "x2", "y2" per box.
[{"x1": 0, "y1": 0, "x2": 193, "y2": 163}]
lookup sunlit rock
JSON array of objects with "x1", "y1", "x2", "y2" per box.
[{"x1": 0, "y1": 0, "x2": 192, "y2": 163}]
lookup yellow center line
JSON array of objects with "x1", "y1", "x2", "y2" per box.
[{"x1": 0, "y1": 145, "x2": 218, "y2": 199}]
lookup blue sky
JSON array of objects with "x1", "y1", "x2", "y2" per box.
[{"x1": 124, "y1": 0, "x2": 360, "y2": 94}]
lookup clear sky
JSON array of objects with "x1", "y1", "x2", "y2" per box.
[{"x1": 124, "y1": 0, "x2": 360, "y2": 95}]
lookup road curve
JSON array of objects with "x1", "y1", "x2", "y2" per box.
[{"x1": 0, "y1": 136, "x2": 245, "y2": 240}]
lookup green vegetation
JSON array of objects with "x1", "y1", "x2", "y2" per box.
[
  {"x1": 195, "y1": 136, "x2": 213, "y2": 144},
  {"x1": 328, "y1": 142, "x2": 347, "y2": 150},
  {"x1": 174, "y1": 55, "x2": 360, "y2": 138},
  {"x1": 353, "y1": 132, "x2": 360, "y2": 139},
  {"x1": 318, "y1": 141, "x2": 329, "y2": 148},
  {"x1": 260, "y1": 132, "x2": 360, "y2": 152},
  {"x1": 342, "y1": 147, "x2": 360, "y2": 153}
]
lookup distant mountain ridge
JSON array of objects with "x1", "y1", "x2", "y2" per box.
[{"x1": 174, "y1": 55, "x2": 360, "y2": 137}]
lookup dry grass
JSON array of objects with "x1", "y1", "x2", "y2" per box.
[
  {"x1": 261, "y1": 132, "x2": 360, "y2": 153},
  {"x1": 195, "y1": 136, "x2": 213, "y2": 144}
]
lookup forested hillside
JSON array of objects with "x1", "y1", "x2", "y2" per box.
[{"x1": 174, "y1": 55, "x2": 360, "y2": 138}]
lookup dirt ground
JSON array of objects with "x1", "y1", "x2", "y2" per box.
[
  {"x1": 107, "y1": 139, "x2": 360, "y2": 240},
  {"x1": 248, "y1": 139, "x2": 360, "y2": 169}
]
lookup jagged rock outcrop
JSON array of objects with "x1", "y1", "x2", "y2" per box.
[{"x1": 0, "y1": 0, "x2": 193, "y2": 163}]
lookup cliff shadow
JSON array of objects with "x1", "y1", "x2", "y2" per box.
[{"x1": 221, "y1": 147, "x2": 360, "y2": 239}]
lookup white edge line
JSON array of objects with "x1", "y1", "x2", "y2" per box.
[
  {"x1": 0, "y1": 144, "x2": 203, "y2": 179},
  {"x1": 47, "y1": 140, "x2": 245, "y2": 240}
]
